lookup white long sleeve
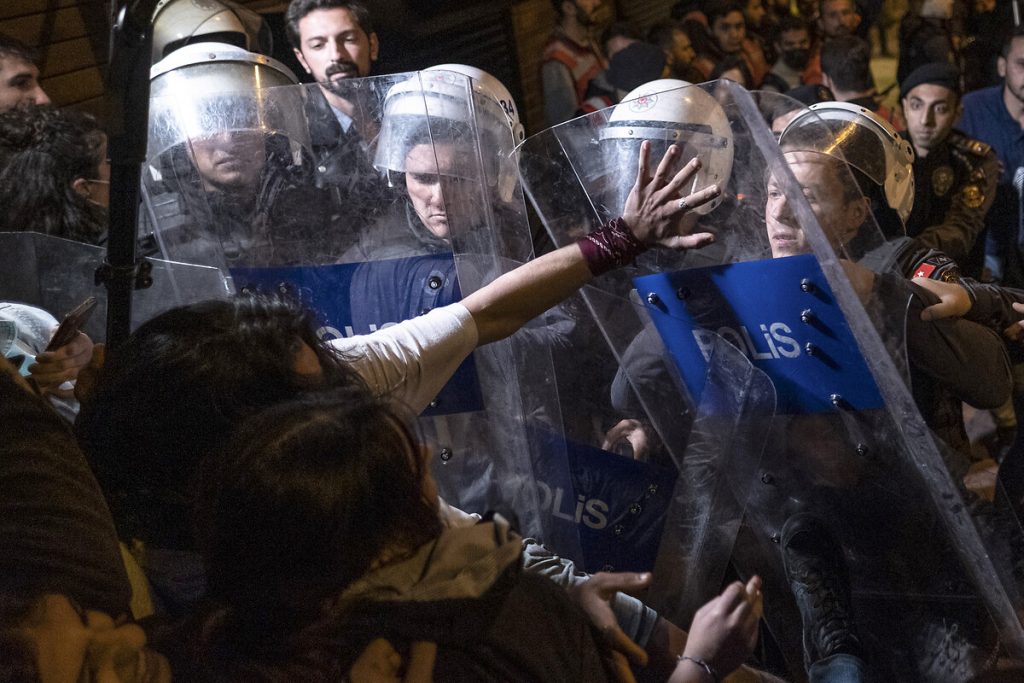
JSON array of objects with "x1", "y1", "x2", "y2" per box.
[{"x1": 329, "y1": 303, "x2": 478, "y2": 413}]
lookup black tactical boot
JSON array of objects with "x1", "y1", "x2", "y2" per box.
[{"x1": 781, "y1": 512, "x2": 863, "y2": 671}]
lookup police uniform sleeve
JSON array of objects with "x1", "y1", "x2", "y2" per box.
[
  {"x1": 914, "y1": 141, "x2": 999, "y2": 265},
  {"x1": 902, "y1": 277, "x2": 1012, "y2": 409},
  {"x1": 329, "y1": 303, "x2": 479, "y2": 414},
  {"x1": 957, "y1": 278, "x2": 1024, "y2": 331}
]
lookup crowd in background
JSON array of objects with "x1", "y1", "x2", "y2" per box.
[{"x1": 2, "y1": 0, "x2": 1024, "y2": 681}]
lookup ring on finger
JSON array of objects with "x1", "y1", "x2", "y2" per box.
[{"x1": 678, "y1": 197, "x2": 688, "y2": 211}]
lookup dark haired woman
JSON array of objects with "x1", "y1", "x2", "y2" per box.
[
  {"x1": 176, "y1": 389, "x2": 761, "y2": 682},
  {"x1": 0, "y1": 104, "x2": 108, "y2": 244}
]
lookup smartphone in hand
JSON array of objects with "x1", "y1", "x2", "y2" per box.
[{"x1": 46, "y1": 297, "x2": 98, "y2": 352}]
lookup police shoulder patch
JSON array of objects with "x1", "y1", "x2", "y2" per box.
[{"x1": 949, "y1": 130, "x2": 992, "y2": 157}]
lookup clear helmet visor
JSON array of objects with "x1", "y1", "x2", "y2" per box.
[
  {"x1": 148, "y1": 44, "x2": 307, "y2": 160},
  {"x1": 594, "y1": 80, "x2": 735, "y2": 217},
  {"x1": 598, "y1": 123, "x2": 731, "y2": 217},
  {"x1": 779, "y1": 103, "x2": 915, "y2": 223},
  {"x1": 374, "y1": 70, "x2": 518, "y2": 201}
]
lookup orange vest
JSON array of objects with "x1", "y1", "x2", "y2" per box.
[{"x1": 543, "y1": 29, "x2": 608, "y2": 109}]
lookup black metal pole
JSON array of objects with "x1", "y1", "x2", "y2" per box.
[{"x1": 102, "y1": 0, "x2": 159, "y2": 349}]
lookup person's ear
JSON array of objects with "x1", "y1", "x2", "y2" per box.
[
  {"x1": 844, "y1": 196, "x2": 870, "y2": 237},
  {"x1": 369, "y1": 32, "x2": 379, "y2": 62},
  {"x1": 72, "y1": 177, "x2": 91, "y2": 199},
  {"x1": 998, "y1": 55, "x2": 1007, "y2": 79},
  {"x1": 293, "y1": 47, "x2": 312, "y2": 75}
]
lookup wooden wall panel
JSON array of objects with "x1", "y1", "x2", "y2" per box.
[
  {"x1": 0, "y1": 3, "x2": 108, "y2": 47},
  {"x1": 1, "y1": 1, "x2": 110, "y2": 111},
  {"x1": 614, "y1": 0, "x2": 675, "y2": 32},
  {"x1": 0, "y1": 0, "x2": 84, "y2": 22},
  {"x1": 510, "y1": 0, "x2": 556, "y2": 136}
]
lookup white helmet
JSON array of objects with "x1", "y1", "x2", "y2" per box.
[
  {"x1": 374, "y1": 67, "x2": 521, "y2": 202},
  {"x1": 148, "y1": 43, "x2": 305, "y2": 160},
  {"x1": 426, "y1": 64, "x2": 525, "y2": 145},
  {"x1": 600, "y1": 79, "x2": 734, "y2": 215},
  {"x1": 780, "y1": 101, "x2": 915, "y2": 223},
  {"x1": 151, "y1": 0, "x2": 271, "y2": 64}
]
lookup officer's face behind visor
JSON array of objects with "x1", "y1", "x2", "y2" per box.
[
  {"x1": 187, "y1": 129, "x2": 268, "y2": 193},
  {"x1": 765, "y1": 151, "x2": 869, "y2": 259},
  {"x1": 403, "y1": 141, "x2": 479, "y2": 239}
]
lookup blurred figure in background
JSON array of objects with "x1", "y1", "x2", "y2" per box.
[
  {"x1": 0, "y1": 33, "x2": 50, "y2": 112},
  {"x1": 0, "y1": 104, "x2": 108, "y2": 244}
]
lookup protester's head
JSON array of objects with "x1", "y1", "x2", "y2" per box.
[
  {"x1": 0, "y1": 591, "x2": 171, "y2": 683},
  {"x1": 744, "y1": 0, "x2": 767, "y2": 30},
  {"x1": 0, "y1": 104, "x2": 108, "y2": 243},
  {"x1": 774, "y1": 15, "x2": 811, "y2": 71},
  {"x1": 818, "y1": 0, "x2": 860, "y2": 38},
  {"x1": 0, "y1": 35, "x2": 49, "y2": 112},
  {"x1": 286, "y1": 0, "x2": 378, "y2": 89},
  {"x1": 76, "y1": 295, "x2": 367, "y2": 549},
  {"x1": 706, "y1": 1, "x2": 747, "y2": 54},
  {"x1": 603, "y1": 21, "x2": 640, "y2": 59},
  {"x1": 552, "y1": 0, "x2": 601, "y2": 26},
  {"x1": 900, "y1": 62, "x2": 961, "y2": 157},
  {"x1": 607, "y1": 41, "x2": 670, "y2": 93},
  {"x1": 711, "y1": 54, "x2": 753, "y2": 87},
  {"x1": 820, "y1": 35, "x2": 873, "y2": 94},
  {"x1": 196, "y1": 390, "x2": 442, "y2": 615},
  {"x1": 648, "y1": 20, "x2": 696, "y2": 70},
  {"x1": 999, "y1": 27, "x2": 1024, "y2": 108}
]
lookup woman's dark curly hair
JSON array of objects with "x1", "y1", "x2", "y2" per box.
[
  {"x1": 0, "y1": 104, "x2": 106, "y2": 244},
  {"x1": 75, "y1": 294, "x2": 370, "y2": 551}
]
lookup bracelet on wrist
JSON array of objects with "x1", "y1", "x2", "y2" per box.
[
  {"x1": 575, "y1": 217, "x2": 647, "y2": 276},
  {"x1": 678, "y1": 654, "x2": 719, "y2": 682}
]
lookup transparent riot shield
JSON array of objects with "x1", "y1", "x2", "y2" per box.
[
  {"x1": 0, "y1": 232, "x2": 228, "y2": 341},
  {"x1": 518, "y1": 80, "x2": 1024, "y2": 681},
  {"x1": 142, "y1": 72, "x2": 563, "y2": 547}
]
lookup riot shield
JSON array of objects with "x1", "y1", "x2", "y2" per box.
[
  {"x1": 517, "y1": 80, "x2": 1024, "y2": 681},
  {"x1": 0, "y1": 232, "x2": 228, "y2": 342},
  {"x1": 142, "y1": 72, "x2": 564, "y2": 548}
]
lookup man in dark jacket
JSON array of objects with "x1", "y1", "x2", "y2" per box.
[{"x1": 900, "y1": 62, "x2": 999, "y2": 277}]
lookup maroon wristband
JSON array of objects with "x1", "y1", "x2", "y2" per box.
[{"x1": 576, "y1": 217, "x2": 648, "y2": 276}]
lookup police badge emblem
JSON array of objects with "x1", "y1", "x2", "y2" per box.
[
  {"x1": 932, "y1": 166, "x2": 954, "y2": 196},
  {"x1": 962, "y1": 184, "x2": 985, "y2": 209}
]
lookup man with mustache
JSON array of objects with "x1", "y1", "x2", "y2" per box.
[
  {"x1": 285, "y1": 0, "x2": 384, "y2": 221},
  {"x1": 287, "y1": 0, "x2": 378, "y2": 128}
]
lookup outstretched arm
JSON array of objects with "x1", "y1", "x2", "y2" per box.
[{"x1": 464, "y1": 142, "x2": 720, "y2": 345}]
